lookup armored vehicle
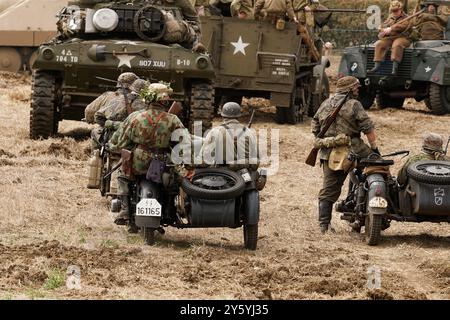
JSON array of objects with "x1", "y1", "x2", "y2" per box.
[
  {"x1": 338, "y1": 3, "x2": 450, "y2": 115},
  {"x1": 0, "y1": 0, "x2": 67, "y2": 72},
  {"x1": 200, "y1": 16, "x2": 331, "y2": 124},
  {"x1": 30, "y1": 0, "x2": 215, "y2": 139}
]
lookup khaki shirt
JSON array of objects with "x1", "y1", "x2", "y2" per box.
[
  {"x1": 382, "y1": 12, "x2": 411, "y2": 38},
  {"x1": 254, "y1": 0, "x2": 295, "y2": 20},
  {"x1": 415, "y1": 13, "x2": 448, "y2": 40},
  {"x1": 312, "y1": 94, "x2": 374, "y2": 160},
  {"x1": 230, "y1": 0, "x2": 254, "y2": 18}
]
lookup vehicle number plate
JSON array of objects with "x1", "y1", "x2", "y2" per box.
[
  {"x1": 136, "y1": 198, "x2": 162, "y2": 217},
  {"x1": 369, "y1": 197, "x2": 388, "y2": 209}
]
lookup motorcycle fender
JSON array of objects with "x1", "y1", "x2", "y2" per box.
[
  {"x1": 134, "y1": 179, "x2": 161, "y2": 229},
  {"x1": 244, "y1": 190, "x2": 260, "y2": 225},
  {"x1": 367, "y1": 174, "x2": 388, "y2": 216}
]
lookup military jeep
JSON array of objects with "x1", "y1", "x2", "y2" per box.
[
  {"x1": 30, "y1": 0, "x2": 215, "y2": 139},
  {"x1": 338, "y1": 20, "x2": 450, "y2": 115}
]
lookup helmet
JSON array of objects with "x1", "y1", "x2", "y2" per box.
[
  {"x1": 221, "y1": 102, "x2": 242, "y2": 118},
  {"x1": 336, "y1": 76, "x2": 361, "y2": 93},
  {"x1": 422, "y1": 132, "x2": 444, "y2": 152},
  {"x1": 390, "y1": 1, "x2": 403, "y2": 12},
  {"x1": 116, "y1": 72, "x2": 139, "y2": 89},
  {"x1": 148, "y1": 82, "x2": 173, "y2": 101},
  {"x1": 130, "y1": 79, "x2": 148, "y2": 94}
]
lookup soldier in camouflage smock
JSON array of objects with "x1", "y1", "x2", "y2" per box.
[
  {"x1": 397, "y1": 133, "x2": 449, "y2": 185},
  {"x1": 107, "y1": 83, "x2": 187, "y2": 225},
  {"x1": 312, "y1": 76, "x2": 379, "y2": 233}
]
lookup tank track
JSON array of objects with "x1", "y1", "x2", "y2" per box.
[
  {"x1": 30, "y1": 71, "x2": 57, "y2": 139},
  {"x1": 189, "y1": 82, "x2": 215, "y2": 133}
]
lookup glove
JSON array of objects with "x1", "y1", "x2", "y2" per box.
[{"x1": 371, "y1": 147, "x2": 381, "y2": 155}]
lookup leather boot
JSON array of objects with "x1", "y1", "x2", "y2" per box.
[
  {"x1": 391, "y1": 61, "x2": 399, "y2": 75},
  {"x1": 318, "y1": 200, "x2": 333, "y2": 233},
  {"x1": 113, "y1": 195, "x2": 130, "y2": 225},
  {"x1": 368, "y1": 61, "x2": 381, "y2": 74}
]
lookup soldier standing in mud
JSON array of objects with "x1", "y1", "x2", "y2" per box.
[{"x1": 311, "y1": 76, "x2": 379, "y2": 234}]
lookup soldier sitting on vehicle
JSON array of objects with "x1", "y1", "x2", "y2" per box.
[
  {"x1": 230, "y1": 0, "x2": 254, "y2": 19},
  {"x1": 197, "y1": 102, "x2": 259, "y2": 171},
  {"x1": 368, "y1": 1, "x2": 412, "y2": 75},
  {"x1": 107, "y1": 83, "x2": 187, "y2": 225},
  {"x1": 397, "y1": 132, "x2": 449, "y2": 185},
  {"x1": 413, "y1": 2, "x2": 449, "y2": 40},
  {"x1": 293, "y1": 0, "x2": 321, "y2": 62},
  {"x1": 254, "y1": 0, "x2": 299, "y2": 26}
]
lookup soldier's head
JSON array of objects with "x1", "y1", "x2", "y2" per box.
[
  {"x1": 145, "y1": 82, "x2": 173, "y2": 106},
  {"x1": 117, "y1": 72, "x2": 139, "y2": 91},
  {"x1": 390, "y1": 1, "x2": 404, "y2": 17},
  {"x1": 336, "y1": 76, "x2": 361, "y2": 97},
  {"x1": 221, "y1": 102, "x2": 242, "y2": 119},
  {"x1": 426, "y1": 3, "x2": 438, "y2": 14},
  {"x1": 130, "y1": 79, "x2": 148, "y2": 95},
  {"x1": 422, "y1": 132, "x2": 444, "y2": 153}
]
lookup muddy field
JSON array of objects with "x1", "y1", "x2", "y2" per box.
[{"x1": 0, "y1": 57, "x2": 449, "y2": 300}]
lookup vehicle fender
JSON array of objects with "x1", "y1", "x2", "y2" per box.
[
  {"x1": 244, "y1": 190, "x2": 260, "y2": 225},
  {"x1": 312, "y1": 56, "x2": 330, "y2": 95},
  {"x1": 366, "y1": 173, "x2": 388, "y2": 215}
]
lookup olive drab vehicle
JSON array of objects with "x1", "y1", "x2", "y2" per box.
[
  {"x1": 30, "y1": 0, "x2": 215, "y2": 139},
  {"x1": 200, "y1": 16, "x2": 331, "y2": 124},
  {"x1": 338, "y1": 0, "x2": 450, "y2": 115}
]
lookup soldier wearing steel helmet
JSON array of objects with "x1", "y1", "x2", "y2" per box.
[
  {"x1": 198, "y1": 102, "x2": 259, "y2": 171},
  {"x1": 312, "y1": 76, "x2": 379, "y2": 233},
  {"x1": 397, "y1": 132, "x2": 450, "y2": 185}
]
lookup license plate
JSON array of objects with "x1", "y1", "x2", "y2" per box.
[
  {"x1": 136, "y1": 198, "x2": 162, "y2": 217},
  {"x1": 369, "y1": 197, "x2": 388, "y2": 209}
]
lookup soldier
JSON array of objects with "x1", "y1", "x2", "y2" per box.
[
  {"x1": 414, "y1": 2, "x2": 449, "y2": 40},
  {"x1": 397, "y1": 133, "x2": 449, "y2": 185},
  {"x1": 198, "y1": 102, "x2": 259, "y2": 170},
  {"x1": 254, "y1": 0, "x2": 299, "y2": 25},
  {"x1": 293, "y1": 0, "x2": 320, "y2": 61},
  {"x1": 230, "y1": 0, "x2": 254, "y2": 19},
  {"x1": 107, "y1": 83, "x2": 187, "y2": 225},
  {"x1": 312, "y1": 76, "x2": 379, "y2": 233},
  {"x1": 368, "y1": 1, "x2": 412, "y2": 75},
  {"x1": 192, "y1": 0, "x2": 213, "y2": 16}
]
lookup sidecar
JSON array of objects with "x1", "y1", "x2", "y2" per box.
[{"x1": 396, "y1": 160, "x2": 450, "y2": 222}]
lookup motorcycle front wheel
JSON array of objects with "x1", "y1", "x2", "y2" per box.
[
  {"x1": 144, "y1": 227, "x2": 156, "y2": 245},
  {"x1": 365, "y1": 213, "x2": 382, "y2": 246}
]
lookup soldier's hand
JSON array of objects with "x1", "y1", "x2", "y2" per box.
[
  {"x1": 305, "y1": 6, "x2": 311, "y2": 12},
  {"x1": 294, "y1": 17, "x2": 299, "y2": 24}
]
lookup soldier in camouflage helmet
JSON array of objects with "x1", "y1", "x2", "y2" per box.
[
  {"x1": 197, "y1": 102, "x2": 259, "y2": 171},
  {"x1": 397, "y1": 132, "x2": 449, "y2": 185},
  {"x1": 312, "y1": 76, "x2": 379, "y2": 233},
  {"x1": 107, "y1": 82, "x2": 187, "y2": 225}
]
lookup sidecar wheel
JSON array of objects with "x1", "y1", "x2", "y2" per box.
[
  {"x1": 144, "y1": 227, "x2": 156, "y2": 245},
  {"x1": 365, "y1": 213, "x2": 382, "y2": 246},
  {"x1": 243, "y1": 224, "x2": 258, "y2": 250}
]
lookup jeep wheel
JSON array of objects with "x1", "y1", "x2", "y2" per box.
[
  {"x1": 376, "y1": 94, "x2": 405, "y2": 109},
  {"x1": 30, "y1": 71, "x2": 59, "y2": 139},
  {"x1": 190, "y1": 82, "x2": 215, "y2": 133},
  {"x1": 428, "y1": 83, "x2": 450, "y2": 115},
  {"x1": 365, "y1": 213, "x2": 382, "y2": 246},
  {"x1": 243, "y1": 224, "x2": 258, "y2": 250},
  {"x1": 406, "y1": 160, "x2": 450, "y2": 185}
]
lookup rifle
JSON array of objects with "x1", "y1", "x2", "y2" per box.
[
  {"x1": 248, "y1": 109, "x2": 256, "y2": 129},
  {"x1": 168, "y1": 101, "x2": 183, "y2": 116},
  {"x1": 103, "y1": 160, "x2": 122, "y2": 180},
  {"x1": 305, "y1": 91, "x2": 352, "y2": 167},
  {"x1": 378, "y1": 8, "x2": 426, "y2": 39}
]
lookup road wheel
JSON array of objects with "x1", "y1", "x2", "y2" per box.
[
  {"x1": 144, "y1": 227, "x2": 156, "y2": 245},
  {"x1": 376, "y1": 94, "x2": 405, "y2": 109},
  {"x1": 190, "y1": 82, "x2": 214, "y2": 133},
  {"x1": 275, "y1": 107, "x2": 286, "y2": 124},
  {"x1": 358, "y1": 87, "x2": 376, "y2": 110},
  {"x1": 428, "y1": 83, "x2": 450, "y2": 115},
  {"x1": 30, "y1": 71, "x2": 59, "y2": 139},
  {"x1": 406, "y1": 160, "x2": 450, "y2": 185},
  {"x1": 365, "y1": 213, "x2": 382, "y2": 246},
  {"x1": 285, "y1": 94, "x2": 301, "y2": 125},
  {"x1": 0, "y1": 47, "x2": 22, "y2": 73},
  {"x1": 309, "y1": 72, "x2": 330, "y2": 116},
  {"x1": 243, "y1": 224, "x2": 258, "y2": 250}
]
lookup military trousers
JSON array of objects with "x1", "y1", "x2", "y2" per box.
[
  {"x1": 318, "y1": 160, "x2": 348, "y2": 203},
  {"x1": 373, "y1": 37, "x2": 411, "y2": 62}
]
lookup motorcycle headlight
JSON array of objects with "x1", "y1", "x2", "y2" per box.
[{"x1": 92, "y1": 8, "x2": 119, "y2": 32}]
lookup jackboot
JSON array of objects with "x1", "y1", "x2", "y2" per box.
[
  {"x1": 391, "y1": 60, "x2": 399, "y2": 75},
  {"x1": 368, "y1": 61, "x2": 381, "y2": 74},
  {"x1": 113, "y1": 195, "x2": 130, "y2": 225},
  {"x1": 318, "y1": 200, "x2": 333, "y2": 234}
]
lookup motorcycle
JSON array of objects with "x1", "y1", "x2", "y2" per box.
[{"x1": 339, "y1": 151, "x2": 450, "y2": 245}]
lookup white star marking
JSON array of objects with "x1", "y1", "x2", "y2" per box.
[
  {"x1": 230, "y1": 36, "x2": 250, "y2": 55},
  {"x1": 116, "y1": 54, "x2": 136, "y2": 68},
  {"x1": 425, "y1": 66, "x2": 432, "y2": 73}
]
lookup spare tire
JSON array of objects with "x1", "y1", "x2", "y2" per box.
[
  {"x1": 406, "y1": 160, "x2": 450, "y2": 185},
  {"x1": 182, "y1": 168, "x2": 245, "y2": 200}
]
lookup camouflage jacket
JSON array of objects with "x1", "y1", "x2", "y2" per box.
[
  {"x1": 415, "y1": 13, "x2": 448, "y2": 40},
  {"x1": 381, "y1": 12, "x2": 411, "y2": 38},
  {"x1": 312, "y1": 94, "x2": 374, "y2": 161},
  {"x1": 397, "y1": 151, "x2": 449, "y2": 185},
  {"x1": 108, "y1": 103, "x2": 186, "y2": 175},
  {"x1": 84, "y1": 91, "x2": 118, "y2": 124},
  {"x1": 197, "y1": 119, "x2": 259, "y2": 171},
  {"x1": 254, "y1": 0, "x2": 295, "y2": 20},
  {"x1": 94, "y1": 92, "x2": 146, "y2": 127}
]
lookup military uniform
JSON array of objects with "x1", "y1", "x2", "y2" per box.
[
  {"x1": 415, "y1": 12, "x2": 448, "y2": 40},
  {"x1": 254, "y1": 0, "x2": 296, "y2": 23},
  {"x1": 230, "y1": 0, "x2": 254, "y2": 18},
  {"x1": 84, "y1": 91, "x2": 118, "y2": 124}
]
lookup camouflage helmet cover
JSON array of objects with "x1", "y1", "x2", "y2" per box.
[
  {"x1": 116, "y1": 72, "x2": 139, "y2": 89},
  {"x1": 130, "y1": 79, "x2": 148, "y2": 94},
  {"x1": 149, "y1": 82, "x2": 173, "y2": 101},
  {"x1": 390, "y1": 1, "x2": 403, "y2": 12},
  {"x1": 221, "y1": 102, "x2": 242, "y2": 118},
  {"x1": 336, "y1": 76, "x2": 361, "y2": 93},
  {"x1": 422, "y1": 132, "x2": 444, "y2": 152}
]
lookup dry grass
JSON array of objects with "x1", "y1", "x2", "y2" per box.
[{"x1": 0, "y1": 63, "x2": 449, "y2": 300}]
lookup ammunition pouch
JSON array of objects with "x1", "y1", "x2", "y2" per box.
[
  {"x1": 121, "y1": 149, "x2": 133, "y2": 178},
  {"x1": 328, "y1": 145, "x2": 354, "y2": 172}
]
